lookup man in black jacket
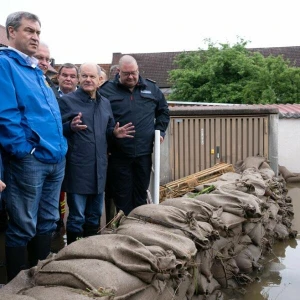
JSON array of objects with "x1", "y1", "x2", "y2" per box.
[
  {"x1": 59, "y1": 63, "x2": 135, "y2": 244},
  {"x1": 100, "y1": 55, "x2": 170, "y2": 215}
]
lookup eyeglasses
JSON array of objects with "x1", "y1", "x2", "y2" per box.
[
  {"x1": 35, "y1": 56, "x2": 52, "y2": 63},
  {"x1": 120, "y1": 70, "x2": 139, "y2": 77}
]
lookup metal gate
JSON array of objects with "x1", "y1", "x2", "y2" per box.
[{"x1": 169, "y1": 115, "x2": 269, "y2": 181}]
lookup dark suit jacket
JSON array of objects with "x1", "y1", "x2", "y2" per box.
[{"x1": 45, "y1": 75, "x2": 60, "y2": 99}]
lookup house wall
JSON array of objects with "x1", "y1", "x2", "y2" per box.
[{"x1": 278, "y1": 119, "x2": 300, "y2": 172}]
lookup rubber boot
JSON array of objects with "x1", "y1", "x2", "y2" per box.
[
  {"x1": 27, "y1": 234, "x2": 52, "y2": 267},
  {"x1": 66, "y1": 231, "x2": 83, "y2": 245},
  {"x1": 5, "y1": 246, "x2": 27, "y2": 282},
  {"x1": 83, "y1": 224, "x2": 99, "y2": 237}
]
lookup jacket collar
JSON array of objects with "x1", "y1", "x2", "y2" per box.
[
  {"x1": 0, "y1": 47, "x2": 38, "y2": 68},
  {"x1": 76, "y1": 87, "x2": 102, "y2": 102}
]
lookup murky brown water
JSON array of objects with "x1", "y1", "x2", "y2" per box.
[{"x1": 224, "y1": 183, "x2": 300, "y2": 300}]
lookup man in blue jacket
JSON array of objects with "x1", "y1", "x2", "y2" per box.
[
  {"x1": 0, "y1": 11, "x2": 67, "y2": 281},
  {"x1": 100, "y1": 55, "x2": 170, "y2": 216}
]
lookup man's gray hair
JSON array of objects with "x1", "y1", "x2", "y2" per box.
[
  {"x1": 79, "y1": 63, "x2": 102, "y2": 76},
  {"x1": 6, "y1": 11, "x2": 41, "y2": 39}
]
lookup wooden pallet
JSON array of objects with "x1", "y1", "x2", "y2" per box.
[{"x1": 159, "y1": 163, "x2": 234, "y2": 202}]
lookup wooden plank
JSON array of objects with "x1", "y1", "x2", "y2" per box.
[{"x1": 160, "y1": 162, "x2": 234, "y2": 202}]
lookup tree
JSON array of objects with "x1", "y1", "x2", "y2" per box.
[{"x1": 168, "y1": 39, "x2": 300, "y2": 104}]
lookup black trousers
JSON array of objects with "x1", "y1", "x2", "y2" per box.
[{"x1": 107, "y1": 155, "x2": 152, "y2": 216}]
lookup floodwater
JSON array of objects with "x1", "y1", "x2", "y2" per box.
[{"x1": 224, "y1": 183, "x2": 300, "y2": 300}]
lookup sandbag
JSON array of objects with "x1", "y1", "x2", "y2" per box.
[
  {"x1": 234, "y1": 248, "x2": 257, "y2": 274},
  {"x1": 274, "y1": 223, "x2": 290, "y2": 240},
  {"x1": 240, "y1": 168, "x2": 266, "y2": 196},
  {"x1": 195, "y1": 194, "x2": 251, "y2": 217},
  {"x1": 160, "y1": 197, "x2": 215, "y2": 222},
  {"x1": 22, "y1": 285, "x2": 110, "y2": 300},
  {"x1": 259, "y1": 162, "x2": 275, "y2": 180},
  {"x1": 116, "y1": 218, "x2": 197, "y2": 260},
  {"x1": 34, "y1": 259, "x2": 150, "y2": 299},
  {"x1": 53, "y1": 234, "x2": 176, "y2": 283},
  {"x1": 219, "y1": 212, "x2": 246, "y2": 230},
  {"x1": 127, "y1": 205, "x2": 210, "y2": 249},
  {"x1": 279, "y1": 165, "x2": 297, "y2": 180},
  {"x1": 0, "y1": 295, "x2": 35, "y2": 300},
  {"x1": 211, "y1": 258, "x2": 239, "y2": 288},
  {"x1": 243, "y1": 221, "x2": 265, "y2": 246}
]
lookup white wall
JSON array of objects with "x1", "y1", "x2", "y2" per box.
[{"x1": 278, "y1": 119, "x2": 300, "y2": 173}]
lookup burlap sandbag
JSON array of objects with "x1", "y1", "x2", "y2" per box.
[
  {"x1": 237, "y1": 156, "x2": 266, "y2": 172},
  {"x1": 195, "y1": 194, "x2": 251, "y2": 218},
  {"x1": 264, "y1": 218, "x2": 277, "y2": 236},
  {"x1": 213, "y1": 185, "x2": 262, "y2": 218},
  {"x1": 34, "y1": 259, "x2": 150, "y2": 298},
  {"x1": 286, "y1": 175, "x2": 300, "y2": 183},
  {"x1": 259, "y1": 162, "x2": 275, "y2": 180},
  {"x1": 247, "y1": 244, "x2": 262, "y2": 266},
  {"x1": 240, "y1": 168, "x2": 266, "y2": 196},
  {"x1": 52, "y1": 234, "x2": 175, "y2": 283},
  {"x1": 279, "y1": 165, "x2": 297, "y2": 180},
  {"x1": 267, "y1": 200, "x2": 279, "y2": 219},
  {"x1": 196, "y1": 250, "x2": 213, "y2": 281},
  {"x1": 127, "y1": 205, "x2": 210, "y2": 249},
  {"x1": 211, "y1": 236, "x2": 234, "y2": 258},
  {"x1": 0, "y1": 270, "x2": 35, "y2": 296},
  {"x1": 243, "y1": 221, "x2": 265, "y2": 246},
  {"x1": 211, "y1": 258, "x2": 239, "y2": 288},
  {"x1": 116, "y1": 218, "x2": 197, "y2": 260},
  {"x1": 160, "y1": 197, "x2": 215, "y2": 223},
  {"x1": 234, "y1": 248, "x2": 256, "y2": 274},
  {"x1": 274, "y1": 223, "x2": 290, "y2": 240},
  {"x1": 232, "y1": 234, "x2": 253, "y2": 255},
  {"x1": 124, "y1": 280, "x2": 169, "y2": 300},
  {"x1": 0, "y1": 294, "x2": 35, "y2": 300},
  {"x1": 144, "y1": 245, "x2": 184, "y2": 273},
  {"x1": 219, "y1": 172, "x2": 241, "y2": 182},
  {"x1": 219, "y1": 212, "x2": 246, "y2": 230},
  {"x1": 192, "y1": 290, "x2": 224, "y2": 300},
  {"x1": 22, "y1": 285, "x2": 111, "y2": 300},
  {"x1": 194, "y1": 272, "x2": 209, "y2": 295}
]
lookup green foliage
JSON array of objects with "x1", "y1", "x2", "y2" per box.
[{"x1": 168, "y1": 39, "x2": 300, "y2": 104}]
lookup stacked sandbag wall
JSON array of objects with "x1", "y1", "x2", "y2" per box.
[{"x1": 0, "y1": 156, "x2": 297, "y2": 300}]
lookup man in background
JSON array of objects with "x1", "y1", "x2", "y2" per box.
[
  {"x1": 57, "y1": 63, "x2": 79, "y2": 96},
  {"x1": 34, "y1": 41, "x2": 59, "y2": 98},
  {"x1": 0, "y1": 11, "x2": 67, "y2": 281},
  {"x1": 100, "y1": 55, "x2": 170, "y2": 216},
  {"x1": 99, "y1": 67, "x2": 107, "y2": 86}
]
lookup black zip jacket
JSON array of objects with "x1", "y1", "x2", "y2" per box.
[{"x1": 100, "y1": 74, "x2": 170, "y2": 157}]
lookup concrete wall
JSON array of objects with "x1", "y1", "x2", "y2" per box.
[{"x1": 278, "y1": 119, "x2": 300, "y2": 173}]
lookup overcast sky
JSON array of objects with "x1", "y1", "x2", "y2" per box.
[{"x1": 0, "y1": 0, "x2": 299, "y2": 64}]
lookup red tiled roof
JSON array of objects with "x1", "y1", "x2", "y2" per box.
[
  {"x1": 259, "y1": 103, "x2": 300, "y2": 118},
  {"x1": 249, "y1": 46, "x2": 300, "y2": 67},
  {"x1": 54, "y1": 63, "x2": 111, "y2": 76},
  {"x1": 112, "y1": 47, "x2": 300, "y2": 88},
  {"x1": 112, "y1": 52, "x2": 181, "y2": 88}
]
